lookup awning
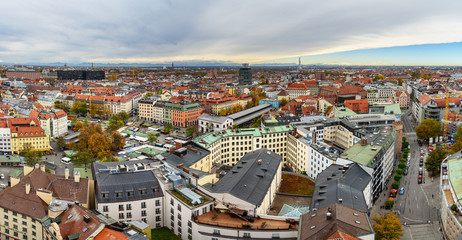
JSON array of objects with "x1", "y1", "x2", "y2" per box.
[
  {"x1": 390, "y1": 189, "x2": 398, "y2": 193},
  {"x1": 215, "y1": 203, "x2": 228, "y2": 210}
]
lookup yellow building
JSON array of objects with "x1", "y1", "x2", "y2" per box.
[{"x1": 8, "y1": 118, "x2": 51, "y2": 154}]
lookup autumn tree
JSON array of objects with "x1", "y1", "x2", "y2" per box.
[
  {"x1": 145, "y1": 92, "x2": 153, "y2": 98},
  {"x1": 453, "y1": 126, "x2": 462, "y2": 142},
  {"x1": 109, "y1": 131, "x2": 126, "y2": 151},
  {"x1": 71, "y1": 101, "x2": 87, "y2": 115},
  {"x1": 280, "y1": 98, "x2": 289, "y2": 108},
  {"x1": 450, "y1": 140, "x2": 462, "y2": 154},
  {"x1": 22, "y1": 149, "x2": 43, "y2": 167},
  {"x1": 72, "y1": 149, "x2": 95, "y2": 167},
  {"x1": 372, "y1": 212, "x2": 403, "y2": 240},
  {"x1": 416, "y1": 119, "x2": 442, "y2": 140}
]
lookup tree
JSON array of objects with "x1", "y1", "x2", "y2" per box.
[
  {"x1": 251, "y1": 117, "x2": 262, "y2": 128},
  {"x1": 88, "y1": 133, "x2": 110, "y2": 159},
  {"x1": 416, "y1": 119, "x2": 442, "y2": 140},
  {"x1": 57, "y1": 136, "x2": 66, "y2": 150},
  {"x1": 425, "y1": 148, "x2": 447, "y2": 175},
  {"x1": 117, "y1": 111, "x2": 130, "y2": 123},
  {"x1": 186, "y1": 125, "x2": 199, "y2": 137},
  {"x1": 372, "y1": 212, "x2": 403, "y2": 240},
  {"x1": 164, "y1": 123, "x2": 174, "y2": 134},
  {"x1": 74, "y1": 121, "x2": 83, "y2": 131},
  {"x1": 22, "y1": 150, "x2": 42, "y2": 166},
  {"x1": 385, "y1": 199, "x2": 395, "y2": 207},
  {"x1": 324, "y1": 105, "x2": 333, "y2": 116},
  {"x1": 148, "y1": 134, "x2": 157, "y2": 143},
  {"x1": 71, "y1": 101, "x2": 87, "y2": 115},
  {"x1": 396, "y1": 169, "x2": 403, "y2": 175},
  {"x1": 110, "y1": 131, "x2": 126, "y2": 151},
  {"x1": 394, "y1": 174, "x2": 402, "y2": 181},
  {"x1": 450, "y1": 140, "x2": 462, "y2": 154},
  {"x1": 107, "y1": 117, "x2": 124, "y2": 132},
  {"x1": 73, "y1": 149, "x2": 95, "y2": 167},
  {"x1": 145, "y1": 92, "x2": 153, "y2": 98},
  {"x1": 280, "y1": 98, "x2": 289, "y2": 108},
  {"x1": 391, "y1": 182, "x2": 400, "y2": 189},
  {"x1": 398, "y1": 163, "x2": 406, "y2": 169},
  {"x1": 403, "y1": 142, "x2": 409, "y2": 149},
  {"x1": 453, "y1": 126, "x2": 462, "y2": 142}
]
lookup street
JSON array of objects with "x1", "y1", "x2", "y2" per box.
[{"x1": 371, "y1": 109, "x2": 442, "y2": 239}]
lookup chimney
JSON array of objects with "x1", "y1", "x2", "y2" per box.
[
  {"x1": 40, "y1": 164, "x2": 45, "y2": 172},
  {"x1": 258, "y1": 159, "x2": 262, "y2": 165},
  {"x1": 74, "y1": 171, "x2": 80, "y2": 183},
  {"x1": 25, "y1": 183, "x2": 30, "y2": 194},
  {"x1": 83, "y1": 215, "x2": 90, "y2": 223},
  {"x1": 65, "y1": 168, "x2": 69, "y2": 179},
  {"x1": 361, "y1": 138, "x2": 367, "y2": 146},
  {"x1": 175, "y1": 142, "x2": 182, "y2": 149},
  {"x1": 35, "y1": 163, "x2": 40, "y2": 169},
  {"x1": 200, "y1": 151, "x2": 202, "y2": 155},
  {"x1": 187, "y1": 145, "x2": 192, "y2": 150},
  {"x1": 338, "y1": 198, "x2": 343, "y2": 203},
  {"x1": 326, "y1": 212, "x2": 332, "y2": 220},
  {"x1": 170, "y1": 147, "x2": 175, "y2": 153},
  {"x1": 180, "y1": 154, "x2": 184, "y2": 159}
]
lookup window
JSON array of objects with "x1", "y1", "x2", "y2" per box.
[
  {"x1": 102, "y1": 192, "x2": 109, "y2": 198},
  {"x1": 177, "y1": 204, "x2": 181, "y2": 212},
  {"x1": 243, "y1": 233, "x2": 251, "y2": 238},
  {"x1": 32, "y1": 231, "x2": 36, "y2": 236},
  {"x1": 127, "y1": 191, "x2": 134, "y2": 197},
  {"x1": 213, "y1": 229, "x2": 220, "y2": 235},
  {"x1": 119, "y1": 205, "x2": 124, "y2": 211},
  {"x1": 156, "y1": 216, "x2": 161, "y2": 222},
  {"x1": 178, "y1": 213, "x2": 182, "y2": 220},
  {"x1": 126, "y1": 204, "x2": 132, "y2": 210},
  {"x1": 4, "y1": 215, "x2": 8, "y2": 219},
  {"x1": 126, "y1": 212, "x2": 132, "y2": 218},
  {"x1": 178, "y1": 221, "x2": 182, "y2": 227},
  {"x1": 272, "y1": 233, "x2": 280, "y2": 238},
  {"x1": 156, "y1": 208, "x2": 161, "y2": 214},
  {"x1": 115, "y1": 192, "x2": 123, "y2": 198},
  {"x1": 22, "y1": 221, "x2": 27, "y2": 225},
  {"x1": 170, "y1": 199, "x2": 174, "y2": 205},
  {"x1": 13, "y1": 218, "x2": 17, "y2": 223},
  {"x1": 22, "y1": 227, "x2": 27, "y2": 232},
  {"x1": 119, "y1": 213, "x2": 124, "y2": 219},
  {"x1": 155, "y1": 200, "x2": 160, "y2": 206},
  {"x1": 141, "y1": 210, "x2": 147, "y2": 217},
  {"x1": 103, "y1": 206, "x2": 109, "y2": 212}
]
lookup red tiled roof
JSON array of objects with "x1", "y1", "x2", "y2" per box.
[
  {"x1": 434, "y1": 97, "x2": 461, "y2": 107},
  {"x1": 418, "y1": 94, "x2": 432, "y2": 105},
  {"x1": 58, "y1": 204, "x2": 105, "y2": 239},
  {"x1": 95, "y1": 228, "x2": 129, "y2": 240}
]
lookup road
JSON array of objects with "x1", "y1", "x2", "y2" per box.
[{"x1": 394, "y1": 109, "x2": 440, "y2": 225}]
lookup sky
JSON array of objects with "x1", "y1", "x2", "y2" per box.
[{"x1": 1, "y1": 0, "x2": 462, "y2": 65}]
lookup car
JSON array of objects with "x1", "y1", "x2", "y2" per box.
[
  {"x1": 399, "y1": 187, "x2": 405, "y2": 195},
  {"x1": 418, "y1": 174, "x2": 423, "y2": 184},
  {"x1": 419, "y1": 161, "x2": 424, "y2": 166},
  {"x1": 403, "y1": 168, "x2": 408, "y2": 175},
  {"x1": 0, "y1": 174, "x2": 4, "y2": 180},
  {"x1": 419, "y1": 168, "x2": 423, "y2": 175}
]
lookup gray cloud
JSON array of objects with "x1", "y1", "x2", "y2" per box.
[{"x1": 0, "y1": 0, "x2": 462, "y2": 63}]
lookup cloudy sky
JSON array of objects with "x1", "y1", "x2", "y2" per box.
[{"x1": 1, "y1": 0, "x2": 462, "y2": 65}]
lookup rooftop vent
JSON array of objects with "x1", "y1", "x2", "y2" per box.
[
  {"x1": 310, "y1": 226, "x2": 316, "y2": 229},
  {"x1": 355, "y1": 221, "x2": 361, "y2": 224},
  {"x1": 83, "y1": 215, "x2": 90, "y2": 223}
]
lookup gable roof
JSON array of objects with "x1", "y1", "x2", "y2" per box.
[
  {"x1": 57, "y1": 204, "x2": 105, "y2": 239},
  {"x1": 209, "y1": 149, "x2": 281, "y2": 206},
  {"x1": 418, "y1": 94, "x2": 432, "y2": 105}
]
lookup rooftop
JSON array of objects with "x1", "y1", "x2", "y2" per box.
[
  {"x1": 192, "y1": 125, "x2": 293, "y2": 149},
  {"x1": 448, "y1": 158, "x2": 462, "y2": 206},
  {"x1": 195, "y1": 210, "x2": 293, "y2": 230}
]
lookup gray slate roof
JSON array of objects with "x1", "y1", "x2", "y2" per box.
[
  {"x1": 92, "y1": 159, "x2": 163, "y2": 203},
  {"x1": 209, "y1": 148, "x2": 281, "y2": 206},
  {"x1": 310, "y1": 163, "x2": 371, "y2": 212},
  {"x1": 162, "y1": 142, "x2": 210, "y2": 168}
]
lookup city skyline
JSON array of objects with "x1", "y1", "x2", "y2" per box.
[{"x1": 1, "y1": 0, "x2": 462, "y2": 65}]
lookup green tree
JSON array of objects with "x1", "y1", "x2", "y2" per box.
[
  {"x1": 107, "y1": 118, "x2": 124, "y2": 132},
  {"x1": 385, "y1": 199, "x2": 395, "y2": 207},
  {"x1": 416, "y1": 119, "x2": 442, "y2": 140},
  {"x1": 22, "y1": 150, "x2": 43, "y2": 166},
  {"x1": 391, "y1": 182, "x2": 400, "y2": 189},
  {"x1": 110, "y1": 131, "x2": 126, "y2": 151},
  {"x1": 425, "y1": 148, "x2": 447, "y2": 175},
  {"x1": 164, "y1": 123, "x2": 174, "y2": 134},
  {"x1": 396, "y1": 169, "x2": 403, "y2": 175},
  {"x1": 394, "y1": 174, "x2": 402, "y2": 181},
  {"x1": 186, "y1": 125, "x2": 199, "y2": 137},
  {"x1": 148, "y1": 134, "x2": 157, "y2": 143},
  {"x1": 72, "y1": 149, "x2": 95, "y2": 167},
  {"x1": 251, "y1": 117, "x2": 262, "y2": 128},
  {"x1": 450, "y1": 140, "x2": 462, "y2": 154},
  {"x1": 372, "y1": 212, "x2": 403, "y2": 240},
  {"x1": 117, "y1": 111, "x2": 130, "y2": 123},
  {"x1": 398, "y1": 163, "x2": 406, "y2": 169},
  {"x1": 453, "y1": 126, "x2": 462, "y2": 142},
  {"x1": 57, "y1": 136, "x2": 66, "y2": 150},
  {"x1": 280, "y1": 98, "x2": 289, "y2": 108}
]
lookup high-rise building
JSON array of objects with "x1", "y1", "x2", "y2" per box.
[{"x1": 238, "y1": 63, "x2": 252, "y2": 85}]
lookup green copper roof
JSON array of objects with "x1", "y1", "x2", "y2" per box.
[{"x1": 448, "y1": 158, "x2": 462, "y2": 206}]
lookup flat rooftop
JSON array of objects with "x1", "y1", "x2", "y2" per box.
[{"x1": 195, "y1": 210, "x2": 293, "y2": 230}]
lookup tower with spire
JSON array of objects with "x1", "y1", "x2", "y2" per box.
[{"x1": 298, "y1": 57, "x2": 302, "y2": 72}]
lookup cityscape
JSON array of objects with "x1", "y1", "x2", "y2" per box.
[{"x1": 2, "y1": 1, "x2": 462, "y2": 240}]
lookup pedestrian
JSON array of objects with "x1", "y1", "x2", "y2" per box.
[{"x1": 432, "y1": 194, "x2": 434, "y2": 198}]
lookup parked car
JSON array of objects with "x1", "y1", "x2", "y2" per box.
[
  {"x1": 419, "y1": 168, "x2": 423, "y2": 175},
  {"x1": 419, "y1": 160, "x2": 424, "y2": 167},
  {"x1": 0, "y1": 174, "x2": 4, "y2": 180},
  {"x1": 418, "y1": 174, "x2": 423, "y2": 184},
  {"x1": 399, "y1": 187, "x2": 405, "y2": 195},
  {"x1": 403, "y1": 168, "x2": 408, "y2": 175}
]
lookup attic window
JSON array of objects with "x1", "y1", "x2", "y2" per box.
[
  {"x1": 355, "y1": 221, "x2": 361, "y2": 224},
  {"x1": 310, "y1": 226, "x2": 316, "y2": 229},
  {"x1": 67, "y1": 214, "x2": 73, "y2": 220},
  {"x1": 353, "y1": 213, "x2": 359, "y2": 216},
  {"x1": 311, "y1": 213, "x2": 316, "y2": 217},
  {"x1": 83, "y1": 227, "x2": 88, "y2": 233}
]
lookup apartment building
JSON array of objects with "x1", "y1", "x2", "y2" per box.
[
  {"x1": 164, "y1": 101, "x2": 202, "y2": 128},
  {"x1": 36, "y1": 109, "x2": 67, "y2": 138},
  {"x1": 286, "y1": 82, "x2": 310, "y2": 99},
  {"x1": 138, "y1": 99, "x2": 155, "y2": 121},
  {"x1": 8, "y1": 117, "x2": 51, "y2": 154},
  {"x1": 92, "y1": 160, "x2": 164, "y2": 228},
  {"x1": 441, "y1": 155, "x2": 462, "y2": 240},
  {"x1": 337, "y1": 126, "x2": 396, "y2": 202},
  {"x1": 0, "y1": 164, "x2": 89, "y2": 240},
  {"x1": 153, "y1": 101, "x2": 166, "y2": 123},
  {"x1": 193, "y1": 125, "x2": 293, "y2": 166}
]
